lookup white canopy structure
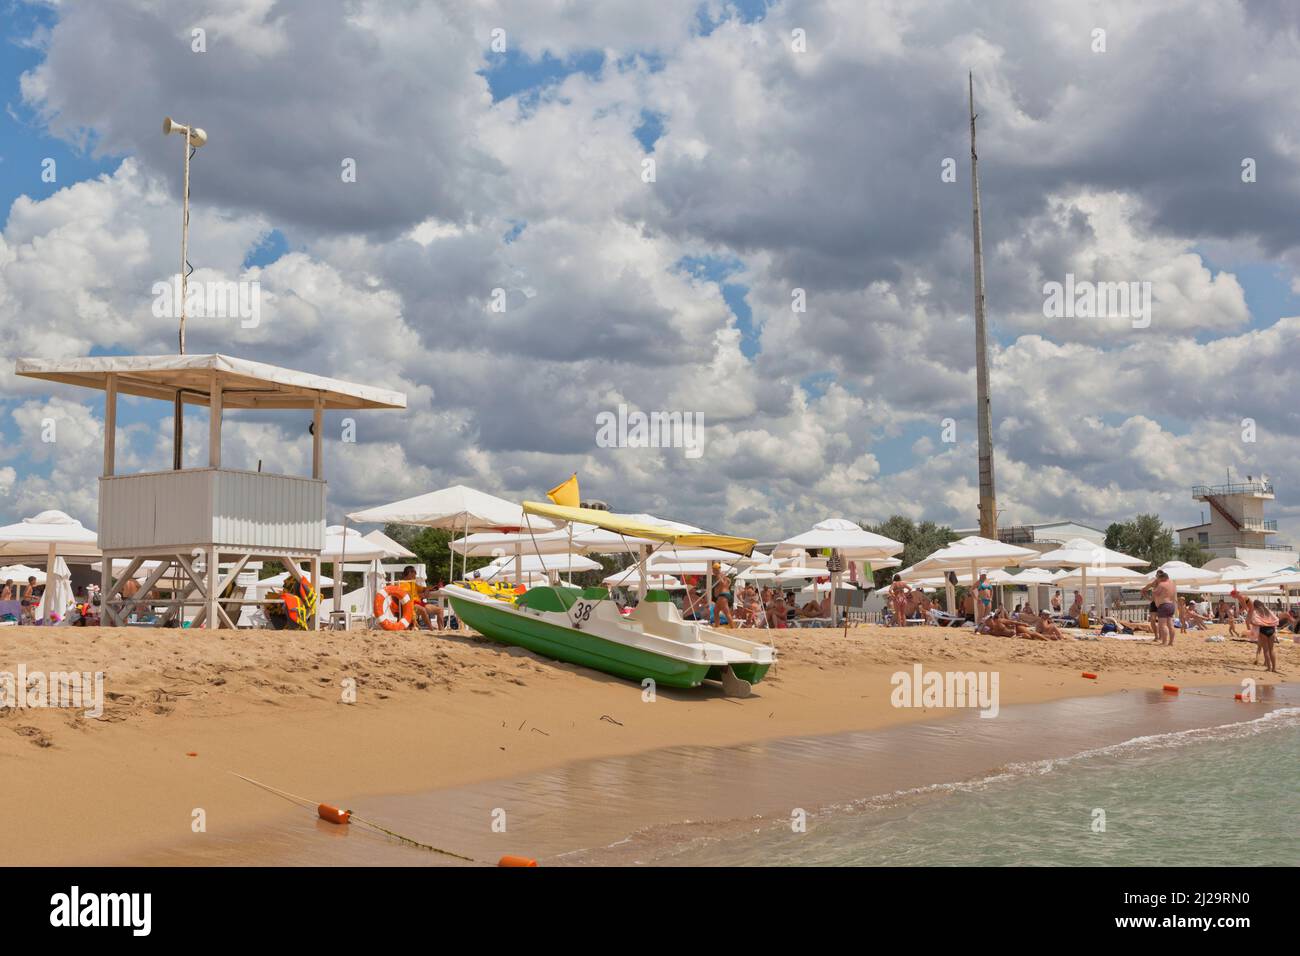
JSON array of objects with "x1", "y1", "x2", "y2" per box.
[
  {"x1": 1024, "y1": 538, "x2": 1146, "y2": 618},
  {"x1": 349, "y1": 485, "x2": 550, "y2": 531},
  {"x1": 602, "y1": 567, "x2": 684, "y2": 590},
  {"x1": 1147, "y1": 561, "x2": 1221, "y2": 587},
  {"x1": 0, "y1": 564, "x2": 47, "y2": 586},
  {"x1": 349, "y1": 484, "x2": 557, "y2": 583},
  {"x1": 907, "y1": 536, "x2": 1038, "y2": 622},
  {"x1": 775, "y1": 519, "x2": 903, "y2": 625},
  {"x1": 478, "y1": 552, "x2": 601, "y2": 581},
  {"x1": 361, "y1": 530, "x2": 416, "y2": 559},
  {"x1": 0, "y1": 510, "x2": 100, "y2": 559},
  {"x1": 0, "y1": 511, "x2": 99, "y2": 625}
]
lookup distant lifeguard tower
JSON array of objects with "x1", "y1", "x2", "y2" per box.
[
  {"x1": 1180, "y1": 475, "x2": 1294, "y2": 562},
  {"x1": 15, "y1": 353, "x2": 406, "y2": 628}
]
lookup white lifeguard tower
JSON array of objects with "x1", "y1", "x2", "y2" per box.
[{"x1": 15, "y1": 353, "x2": 406, "y2": 628}]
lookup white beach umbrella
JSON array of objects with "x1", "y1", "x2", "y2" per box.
[
  {"x1": 0, "y1": 510, "x2": 100, "y2": 558},
  {"x1": 602, "y1": 567, "x2": 683, "y2": 590},
  {"x1": 1024, "y1": 538, "x2": 1146, "y2": 618},
  {"x1": 1024, "y1": 538, "x2": 1146, "y2": 569},
  {"x1": 0, "y1": 564, "x2": 47, "y2": 586},
  {"x1": 0, "y1": 511, "x2": 99, "y2": 625},
  {"x1": 362, "y1": 530, "x2": 416, "y2": 559},
  {"x1": 776, "y1": 519, "x2": 903, "y2": 625},
  {"x1": 774, "y1": 518, "x2": 904, "y2": 558},
  {"x1": 36, "y1": 556, "x2": 73, "y2": 622},
  {"x1": 348, "y1": 484, "x2": 557, "y2": 582},
  {"x1": 907, "y1": 536, "x2": 1038, "y2": 622},
  {"x1": 322, "y1": 525, "x2": 389, "y2": 561},
  {"x1": 479, "y1": 552, "x2": 600, "y2": 581},
  {"x1": 1146, "y1": 561, "x2": 1221, "y2": 586}
]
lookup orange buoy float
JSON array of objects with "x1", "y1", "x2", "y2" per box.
[
  {"x1": 373, "y1": 585, "x2": 415, "y2": 631},
  {"x1": 498, "y1": 855, "x2": 538, "y2": 867},
  {"x1": 1162, "y1": 684, "x2": 1179, "y2": 693},
  {"x1": 318, "y1": 803, "x2": 351, "y2": 825},
  {"x1": 1081, "y1": 672, "x2": 1097, "y2": 680}
]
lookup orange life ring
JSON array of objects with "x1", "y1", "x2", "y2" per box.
[{"x1": 374, "y1": 585, "x2": 414, "y2": 630}]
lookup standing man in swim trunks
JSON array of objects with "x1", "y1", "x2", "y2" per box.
[{"x1": 1147, "y1": 570, "x2": 1177, "y2": 646}]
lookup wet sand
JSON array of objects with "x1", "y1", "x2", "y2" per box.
[
  {"x1": 0, "y1": 621, "x2": 1290, "y2": 865},
  {"x1": 118, "y1": 683, "x2": 1300, "y2": 866}
]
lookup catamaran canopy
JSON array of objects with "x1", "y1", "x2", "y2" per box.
[{"x1": 521, "y1": 501, "x2": 757, "y2": 557}]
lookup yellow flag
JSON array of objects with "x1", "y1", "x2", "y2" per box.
[{"x1": 546, "y1": 473, "x2": 580, "y2": 508}]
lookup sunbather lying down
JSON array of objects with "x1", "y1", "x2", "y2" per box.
[{"x1": 978, "y1": 609, "x2": 1068, "y2": 641}]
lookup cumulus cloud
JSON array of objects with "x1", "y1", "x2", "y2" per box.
[{"x1": 2, "y1": 0, "x2": 1298, "y2": 545}]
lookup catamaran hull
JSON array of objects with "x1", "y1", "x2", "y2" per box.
[{"x1": 447, "y1": 593, "x2": 771, "y2": 689}]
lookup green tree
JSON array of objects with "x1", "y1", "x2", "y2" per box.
[
  {"x1": 1104, "y1": 514, "x2": 1177, "y2": 570},
  {"x1": 1175, "y1": 540, "x2": 1210, "y2": 568},
  {"x1": 863, "y1": 516, "x2": 957, "y2": 588}
]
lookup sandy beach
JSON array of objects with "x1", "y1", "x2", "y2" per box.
[{"x1": 0, "y1": 622, "x2": 1290, "y2": 865}]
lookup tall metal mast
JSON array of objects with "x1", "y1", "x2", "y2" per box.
[{"x1": 969, "y1": 73, "x2": 997, "y2": 539}]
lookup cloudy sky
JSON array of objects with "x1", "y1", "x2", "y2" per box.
[{"x1": 1, "y1": 0, "x2": 1297, "y2": 543}]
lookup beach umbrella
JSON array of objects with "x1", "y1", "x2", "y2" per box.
[
  {"x1": 0, "y1": 510, "x2": 99, "y2": 624},
  {"x1": 479, "y1": 552, "x2": 600, "y2": 582},
  {"x1": 320, "y1": 526, "x2": 390, "y2": 614},
  {"x1": 602, "y1": 567, "x2": 683, "y2": 590},
  {"x1": 349, "y1": 484, "x2": 557, "y2": 584},
  {"x1": 1008, "y1": 567, "x2": 1064, "y2": 613},
  {"x1": 1024, "y1": 539, "x2": 1146, "y2": 619},
  {"x1": 36, "y1": 556, "x2": 73, "y2": 623},
  {"x1": 775, "y1": 519, "x2": 904, "y2": 625},
  {"x1": 1146, "y1": 561, "x2": 1220, "y2": 586},
  {"x1": 0, "y1": 564, "x2": 47, "y2": 586},
  {"x1": 907, "y1": 536, "x2": 1038, "y2": 622},
  {"x1": 1243, "y1": 569, "x2": 1300, "y2": 609},
  {"x1": 362, "y1": 530, "x2": 416, "y2": 559},
  {"x1": 0, "y1": 510, "x2": 100, "y2": 559}
]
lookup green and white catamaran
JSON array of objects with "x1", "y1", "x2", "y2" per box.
[{"x1": 441, "y1": 501, "x2": 774, "y2": 697}]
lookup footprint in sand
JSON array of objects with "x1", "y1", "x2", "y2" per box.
[{"x1": 14, "y1": 725, "x2": 53, "y2": 748}]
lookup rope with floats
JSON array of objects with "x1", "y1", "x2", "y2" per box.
[{"x1": 230, "y1": 772, "x2": 486, "y2": 863}]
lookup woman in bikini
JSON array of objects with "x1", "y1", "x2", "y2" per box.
[
  {"x1": 976, "y1": 573, "x2": 993, "y2": 621},
  {"x1": 1247, "y1": 600, "x2": 1280, "y2": 673},
  {"x1": 888, "y1": 575, "x2": 912, "y2": 627}
]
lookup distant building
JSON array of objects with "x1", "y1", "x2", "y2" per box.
[
  {"x1": 953, "y1": 520, "x2": 1107, "y2": 555},
  {"x1": 1178, "y1": 476, "x2": 1294, "y2": 563}
]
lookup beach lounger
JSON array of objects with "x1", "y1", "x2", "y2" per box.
[{"x1": 926, "y1": 610, "x2": 965, "y2": 627}]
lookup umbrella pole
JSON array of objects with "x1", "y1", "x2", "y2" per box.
[
  {"x1": 44, "y1": 542, "x2": 56, "y2": 624},
  {"x1": 971, "y1": 559, "x2": 980, "y2": 624},
  {"x1": 514, "y1": 541, "x2": 522, "y2": 592},
  {"x1": 1081, "y1": 567, "x2": 1088, "y2": 627}
]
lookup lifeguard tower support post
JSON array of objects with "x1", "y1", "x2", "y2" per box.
[{"x1": 15, "y1": 353, "x2": 406, "y2": 628}]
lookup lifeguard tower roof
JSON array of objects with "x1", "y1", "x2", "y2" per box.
[{"x1": 15, "y1": 353, "x2": 406, "y2": 410}]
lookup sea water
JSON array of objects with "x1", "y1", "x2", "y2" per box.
[{"x1": 638, "y1": 707, "x2": 1300, "y2": 866}]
